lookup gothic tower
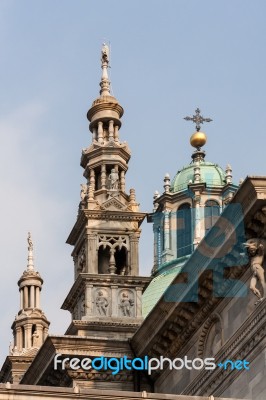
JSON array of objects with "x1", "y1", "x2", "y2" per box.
[{"x1": 62, "y1": 44, "x2": 150, "y2": 338}]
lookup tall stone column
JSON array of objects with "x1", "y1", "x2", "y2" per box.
[
  {"x1": 108, "y1": 249, "x2": 116, "y2": 274},
  {"x1": 111, "y1": 286, "x2": 118, "y2": 316},
  {"x1": 135, "y1": 287, "x2": 142, "y2": 318},
  {"x1": 90, "y1": 169, "x2": 95, "y2": 192},
  {"x1": 130, "y1": 234, "x2": 139, "y2": 275},
  {"x1": 109, "y1": 120, "x2": 114, "y2": 141},
  {"x1": 164, "y1": 210, "x2": 170, "y2": 250},
  {"x1": 101, "y1": 164, "x2": 106, "y2": 189},
  {"x1": 24, "y1": 323, "x2": 32, "y2": 349},
  {"x1": 194, "y1": 194, "x2": 201, "y2": 247},
  {"x1": 120, "y1": 170, "x2": 125, "y2": 192},
  {"x1": 98, "y1": 121, "x2": 103, "y2": 144},
  {"x1": 87, "y1": 233, "x2": 97, "y2": 273},
  {"x1": 36, "y1": 286, "x2": 40, "y2": 308},
  {"x1": 114, "y1": 125, "x2": 119, "y2": 142},
  {"x1": 30, "y1": 285, "x2": 35, "y2": 308},
  {"x1": 92, "y1": 127, "x2": 97, "y2": 142},
  {"x1": 20, "y1": 289, "x2": 23, "y2": 310},
  {"x1": 24, "y1": 286, "x2": 28, "y2": 309},
  {"x1": 43, "y1": 327, "x2": 49, "y2": 340},
  {"x1": 85, "y1": 284, "x2": 93, "y2": 316},
  {"x1": 16, "y1": 327, "x2": 22, "y2": 351}
]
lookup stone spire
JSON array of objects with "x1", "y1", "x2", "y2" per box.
[
  {"x1": 27, "y1": 232, "x2": 34, "y2": 271},
  {"x1": 10, "y1": 233, "x2": 49, "y2": 357},
  {"x1": 100, "y1": 43, "x2": 111, "y2": 96}
]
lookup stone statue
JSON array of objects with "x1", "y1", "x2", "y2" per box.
[
  {"x1": 95, "y1": 290, "x2": 109, "y2": 315},
  {"x1": 119, "y1": 292, "x2": 134, "y2": 317},
  {"x1": 32, "y1": 330, "x2": 40, "y2": 347},
  {"x1": 108, "y1": 169, "x2": 119, "y2": 190},
  {"x1": 9, "y1": 341, "x2": 13, "y2": 355},
  {"x1": 27, "y1": 232, "x2": 33, "y2": 251},
  {"x1": 101, "y1": 43, "x2": 109, "y2": 64},
  {"x1": 244, "y1": 238, "x2": 266, "y2": 304},
  {"x1": 80, "y1": 184, "x2": 88, "y2": 201},
  {"x1": 78, "y1": 246, "x2": 86, "y2": 272}
]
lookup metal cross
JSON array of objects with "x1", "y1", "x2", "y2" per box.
[{"x1": 184, "y1": 108, "x2": 212, "y2": 131}]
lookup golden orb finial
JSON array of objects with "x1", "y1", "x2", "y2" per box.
[{"x1": 190, "y1": 131, "x2": 207, "y2": 149}]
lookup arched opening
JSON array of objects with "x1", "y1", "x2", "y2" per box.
[
  {"x1": 98, "y1": 245, "x2": 110, "y2": 274},
  {"x1": 205, "y1": 200, "x2": 220, "y2": 233},
  {"x1": 115, "y1": 246, "x2": 128, "y2": 275},
  {"x1": 176, "y1": 203, "x2": 192, "y2": 257}
]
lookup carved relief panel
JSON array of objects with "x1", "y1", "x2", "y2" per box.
[
  {"x1": 118, "y1": 289, "x2": 135, "y2": 318},
  {"x1": 94, "y1": 288, "x2": 110, "y2": 317}
]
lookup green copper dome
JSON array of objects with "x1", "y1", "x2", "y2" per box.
[{"x1": 171, "y1": 161, "x2": 226, "y2": 193}]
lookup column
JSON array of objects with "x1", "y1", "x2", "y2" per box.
[
  {"x1": 90, "y1": 169, "x2": 95, "y2": 192},
  {"x1": 24, "y1": 324, "x2": 32, "y2": 349},
  {"x1": 43, "y1": 327, "x2": 49, "y2": 341},
  {"x1": 97, "y1": 121, "x2": 103, "y2": 143},
  {"x1": 24, "y1": 286, "x2": 28, "y2": 309},
  {"x1": 87, "y1": 233, "x2": 98, "y2": 273},
  {"x1": 101, "y1": 164, "x2": 106, "y2": 189},
  {"x1": 30, "y1": 286, "x2": 35, "y2": 308},
  {"x1": 130, "y1": 234, "x2": 139, "y2": 275},
  {"x1": 108, "y1": 120, "x2": 114, "y2": 141},
  {"x1": 92, "y1": 127, "x2": 97, "y2": 142},
  {"x1": 16, "y1": 327, "x2": 22, "y2": 351},
  {"x1": 164, "y1": 210, "x2": 170, "y2": 250},
  {"x1": 85, "y1": 284, "x2": 93, "y2": 316},
  {"x1": 120, "y1": 170, "x2": 125, "y2": 192},
  {"x1": 111, "y1": 286, "x2": 118, "y2": 317},
  {"x1": 114, "y1": 125, "x2": 119, "y2": 142},
  {"x1": 108, "y1": 249, "x2": 116, "y2": 274},
  {"x1": 135, "y1": 287, "x2": 142, "y2": 318},
  {"x1": 36, "y1": 286, "x2": 40, "y2": 308},
  {"x1": 194, "y1": 195, "x2": 201, "y2": 247},
  {"x1": 20, "y1": 289, "x2": 23, "y2": 310}
]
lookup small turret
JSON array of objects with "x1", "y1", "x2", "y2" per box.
[{"x1": 10, "y1": 233, "x2": 49, "y2": 356}]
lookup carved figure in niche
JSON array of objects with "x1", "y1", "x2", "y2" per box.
[
  {"x1": 119, "y1": 292, "x2": 134, "y2": 317},
  {"x1": 78, "y1": 246, "x2": 86, "y2": 273},
  {"x1": 108, "y1": 169, "x2": 119, "y2": 190},
  {"x1": 80, "y1": 184, "x2": 88, "y2": 202},
  {"x1": 95, "y1": 290, "x2": 109, "y2": 315},
  {"x1": 32, "y1": 330, "x2": 40, "y2": 347},
  {"x1": 244, "y1": 238, "x2": 265, "y2": 304}
]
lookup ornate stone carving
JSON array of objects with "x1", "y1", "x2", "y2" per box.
[
  {"x1": 77, "y1": 245, "x2": 86, "y2": 273},
  {"x1": 32, "y1": 330, "x2": 40, "y2": 347},
  {"x1": 80, "y1": 184, "x2": 88, "y2": 202},
  {"x1": 244, "y1": 238, "x2": 266, "y2": 304},
  {"x1": 108, "y1": 169, "x2": 119, "y2": 190},
  {"x1": 198, "y1": 313, "x2": 223, "y2": 357},
  {"x1": 118, "y1": 291, "x2": 134, "y2": 317},
  {"x1": 95, "y1": 290, "x2": 109, "y2": 316}
]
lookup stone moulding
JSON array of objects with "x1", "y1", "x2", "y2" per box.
[{"x1": 182, "y1": 298, "x2": 266, "y2": 396}]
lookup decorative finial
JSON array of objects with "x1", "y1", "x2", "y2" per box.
[
  {"x1": 225, "y1": 164, "x2": 233, "y2": 184},
  {"x1": 164, "y1": 173, "x2": 171, "y2": 193},
  {"x1": 100, "y1": 43, "x2": 111, "y2": 96},
  {"x1": 184, "y1": 108, "x2": 212, "y2": 132},
  {"x1": 27, "y1": 232, "x2": 34, "y2": 270}
]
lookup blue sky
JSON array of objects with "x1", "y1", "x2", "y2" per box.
[{"x1": 0, "y1": 0, "x2": 266, "y2": 364}]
